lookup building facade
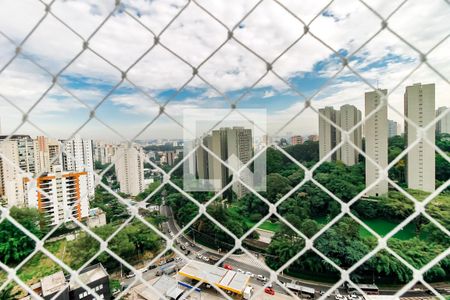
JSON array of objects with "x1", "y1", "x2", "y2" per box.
[
  {"x1": 388, "y1": 119, "x2": 400, "y2": 138},
  {"x1": 365, "y1": 89, "x2": 389, "y2": 197},
  {"x1": 25, "y1": 167, "x2": 89, "y2": 227},
  {"x1": 196, "y1": 127, "x2": 253, "y2": 198},
  {"x1": 404, "y1": 83, "x2": 435, "y2": 192},
  {"x1": 436, "y1": 106, "x2": 450, "y2": 134},
  {"x1": 290, "y1": 135, "x2": 304, "y2": 145},
  {"x1": 114, "y1": 144, "x2": 145, "y2": 196},
  {"x1": 62, "y1": 136, "x2": 95, "y2": 197},
  {"x1": 319, "y1": 106, "x2": 338, "y2": 162},
  {"x1": 336, "y1": 104, "x2": 362, "y2": 166},
  {"x1": 319, "y1": 105, "x2": 362, "y2": 166}
]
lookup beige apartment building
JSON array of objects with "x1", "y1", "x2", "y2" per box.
[
  {"x1": 365, "y1": 89, "x2": 389, "y2": 197},
  {"x1": 319, "y1": 106, "x2": 338, "y2": 162},
  {"x1": 404, "y1": 83, "x2": 435, "y2": 192},
  {"x1": 114, "y1": 144, "x2": 145, "y2": 196},
  {"x1": 319, "y1": 105, "x2": 362, "y2": 166},
  {"x1": 336, "y1": 104, "x2": 362, "y2": 166},
  {"x1": 196, "y1": 127, "x2": 253, "y2": 198},
  {"x1": 436, "y1": 106, "x2": 450, "y2": 134}
]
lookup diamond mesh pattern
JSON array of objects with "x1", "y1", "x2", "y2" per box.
[{"x1": 0, "y1": 0, "x2": 449, "y2": 299}]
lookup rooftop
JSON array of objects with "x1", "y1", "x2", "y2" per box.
[
  {"x1": 70, "y1": 264, "x2": 109, "y2": 290},
  {"x1": 40, "y1": 271, "x2": 67, "y2": 297},
  {"x1": 178, "y1": 260, "x2": 250, "y2": 295}
]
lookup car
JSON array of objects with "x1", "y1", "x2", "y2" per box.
[
  {"x1": 257, "y1": 275, "x2": 268, "y2": 282},
  {"x1": 185, "y1": 242, "x2": 190, "y2": 247},
  {"x1": 138, "y1": 267, "x2": 148, "y2": 273},
  {"x1": 245, "y1": 271, "x2": 254, "y2": 278},
  {"x1": 202, "y1": 256, "x2": 210, "y2": 262},
  {"x1": 335, "y1": 295, "x2": 347, "y2": 300},
  {"x1": 175, "y1": 257, "x2": 182, "y2": 262},
  {"x1": 237, "y1": 268, "x2": 243, "y2": 273},
  {"x1": 125, "y1": 273, "x2": 136, "y2": 279},
  {"x1": 264, "y1": 287, "x2": 275, "y2": 295},
  {"x1": 196, "y1": 253, "x2": 203, "y2": 259},
  {"x1": 180, "y1": 245, "x2": 186, "y2": 250},
  {"x1": 223, "y1": 264, "x2": 233, "y2": 270}
]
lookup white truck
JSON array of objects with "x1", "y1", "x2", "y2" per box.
[{"x1": 243, "y1": 286, "x2": 254, "y2": 300}]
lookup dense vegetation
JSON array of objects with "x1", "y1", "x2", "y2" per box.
[
  {"x1": 0, "y1": 207, "x2": 42, "y2": 265},
  {"x1": 161, "y1": 134, "x2": 450, "y2": 284},
  {"x1": 68, "y1": 219, "x2": 163, "y2": 270}
]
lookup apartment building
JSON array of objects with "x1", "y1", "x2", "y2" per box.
[
  {"x1": 24, "y1": 166, "x2": 89, "y2": 226},
  {"x1": 114, "y1": 144, "x2": 145, "y2": 196},
  {"x1": 404, "y1": 83, "x2": 435, "y2": 192},
  {"x1": 0, "y1": 136, "x2": 36, "y2": 207},
  {"x1": 336, "y1": 104, "x2": 362, "y2": 166},
  {"x1": 62, "y1": 136, "x2": 95, "y2": 197},
  {"x1": 319, "y1": 106, "x2": 338, "y2": 162},
  {"x1": 365, "y1": 89, "x2": 389, "y2": 197},
  {"x1": 436, "y1": 106, "x2": 450, "y2": 134},
  {"x1": 196, "y1": 127, "x2": 253, "y2": 198},
  {"x1": 290, "y1": 135, "x2": 304, "y2": 145},
  {"x1": 94, "y1": 141, "x2": 117, "y2": 165},
  {"x1": 388, "y1": 120, "x2": 401, "y2": 138},
  {"x1": 319, "y1": 105, "x2": 362, "y2": 166}
]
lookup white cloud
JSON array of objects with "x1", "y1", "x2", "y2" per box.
[{"x1": 0, "y1": 0, "x2": 448, "y2": 138}]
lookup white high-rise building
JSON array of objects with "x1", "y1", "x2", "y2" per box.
[
  {"x1": 404, "y1": 83, "x2": 435, "y2": 192},
  {"x1": 365, "y1": 89, "x2": 389, "y2": 197},
  {"x1": 62, "y1": 136, "x2": 95, "y2": 197},
  {"x1": 436, "y1": 106, "x2": 450, "y2": 134},
  {"x1": 25, "y1": 166, "x2": 89, "y2": 227},
  {"x1": 114, "y1": 144, "x2": 145, "y2": 196},
  {"x1": 388, "y1": 120, "x2": 400, "y2": 138},
  {"x1": 336, "y1": 104, "x2": 362, "y2": 166},
  {"x1": 319, "y1": 107, "x2": 337, "y2": 161}
]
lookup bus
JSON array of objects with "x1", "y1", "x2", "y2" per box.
[
  {"x1": 286, "y1": 282, "x2": 316, "y2": 299},
  {"x1": 347, "y1": 283, "x2": 379, "y2": 295}
]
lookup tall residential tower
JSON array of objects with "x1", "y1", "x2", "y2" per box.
[
  {"x1": 404, "y1": 83, "x2": 435, "y2": 192},
  {"x1": 365, "y1": 89, "x2": 388, "y2": 197}
]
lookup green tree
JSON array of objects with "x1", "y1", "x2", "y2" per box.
[{"x1": 0, "y1": 207, "x2": 42, "y2": 265}]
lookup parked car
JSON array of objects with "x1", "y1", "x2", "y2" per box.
[
  {"x1": 223, "y1": 264, "x2": 233, "y2": 270},
  {"x1": 237, "y1": 268, "x2": 243, "y2": 273},
  {"x1": 245, "y1": 271, "x2": 255, "y2": 278},
  {"x1": 264, "y1": 287, "x2": 275, "y2": 295},
  {"x1": 125, "y1": 273, "x2": 136, "y2": 279},
  {"x1": 202, "y1": 256, "x2": 210, "y2": 262}
]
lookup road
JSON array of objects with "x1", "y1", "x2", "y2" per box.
[{"x1": 157, "y1": 203, "x2": 445, "y2": 299}]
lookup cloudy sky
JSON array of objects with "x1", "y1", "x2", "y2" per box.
[{"x1": 0, "y1": 0, "x2": 448, "y2": 141}]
